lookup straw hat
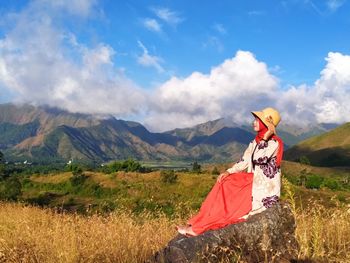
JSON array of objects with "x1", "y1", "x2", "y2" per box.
[{"x1": 251, "y1": 107, "x2": 281, "y2": 127}]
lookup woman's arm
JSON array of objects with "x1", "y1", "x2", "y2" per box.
[
  {"x1": 217, "y1": 142, "x2": 253, "y2": 183},
  {"x1": 226, "y1": 142, "x2": 253, "y2": 174}
]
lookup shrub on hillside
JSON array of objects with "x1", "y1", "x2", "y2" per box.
[
  {"x1": 285, "y1": 173, "x2": 299, "y2": 186},
  {"x1": 0, "y1": 176, "x2": 22, "y2": 200},
  {"x1": 299, "y1": 155, "x2": 311, "y2": 165},
  {"x1": 138, "y1": 166, "x2": 153, "y2": 173},
  {"x1": 305, "y1": 174, "x2": 324, "y2": 189},
  {"x1": 66, "y1": 163, "x2": 84, "y2": 176},
  {"x1": 0, "y1": 150, "x2": 12, "y2": 180},
  {"x1": 211, "y1": 166, "x2": 220, "y2": 175},
  {"x1": 323, "y1": 178, "x2": 340, "y2": 191},
  {"x1": 70, "y1": 173, "x2": 87, "y2": 187},
  {"x1": 160, "y1": 170, "x2": 178, "y2": 184},
  {"x1": 104, "y1": 159, "x2": 147, "y2": 173}
]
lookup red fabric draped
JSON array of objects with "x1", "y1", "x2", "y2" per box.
[
  {"x1": 272, "y1": 135, "x2": 284, "y2": 167},
  {"x1": 188, "y1": 172, "x2": 253, "y2": 235}
]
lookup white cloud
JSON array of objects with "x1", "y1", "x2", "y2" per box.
[
  {"x1": 145, "y1": 51, "x2": 350, "y2": 131},
  {"x1": 142, "y1": 18, "x2": 162, "y2": 33},
  {"x1": 0, "y1": 0, "x2": 146, "y2": 117},
  {"x1": 276, "y1": 52, "x2": 350, "y2": 125},
  {"x1": 145, "y1": 51, "x2": 278, "y2": 131},
  {"x1": 137, "y1": 41, "x2": 164, "y2": 73},
  {"x1": 313, "y1": 52, "x2": 350, "y2": 123},
  {"x1": 151, "y1": 7, "x2": 183, "y2": 26}
]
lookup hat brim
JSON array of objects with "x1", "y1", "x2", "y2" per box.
[{"x1": 251, "y1": 111, "x2": 269, "y2": 127}]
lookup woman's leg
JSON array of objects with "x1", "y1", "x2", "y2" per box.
[{"x1": 185, "y1": 172, "x2": 253, "y2": 235}]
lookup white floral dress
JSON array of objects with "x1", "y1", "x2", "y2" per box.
[{"x1": 226, "y1": 139, "x2": 281, "y2": 215}]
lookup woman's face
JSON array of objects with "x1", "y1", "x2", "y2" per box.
[{"x1": 253, "y1": 118, "x2": 260, "y2": 132}]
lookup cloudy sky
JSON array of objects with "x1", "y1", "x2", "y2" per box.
[{"x1": 0, "y1": 0, "x2": 350, "y2": 131}]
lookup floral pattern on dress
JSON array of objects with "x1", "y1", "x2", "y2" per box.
[
  {"x1": 258, "y1": 140, "x2": 268, "y2": 149},
  {"x1": 253, "y1": 156, "x2": 268, "y2": 165},
  {"x1": 253, "y1": 156, "x2": 278, "y2": 179},
  {"x1": 262, "y1": 195, "x2": 279, "y2": 208}
]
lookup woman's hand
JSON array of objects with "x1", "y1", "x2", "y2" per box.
[
  {"x1": 217, "y1": 171, "x2": 230, "y2": 183},
  {"x1": 263, "y1": 116, "x2": 276, "y2": 140}
]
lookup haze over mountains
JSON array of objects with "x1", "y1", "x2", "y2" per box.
[{"x1": 0, "y1": 103, "x2": 342, "y2": 164}]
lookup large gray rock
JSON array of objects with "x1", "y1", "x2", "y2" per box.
[{"x1": 150, "y1": 202, "x2": 299, "y2": 263}]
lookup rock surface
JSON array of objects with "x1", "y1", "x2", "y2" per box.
[{"x1": 150, "y1": 202, "x2": 299, "y2": 263}]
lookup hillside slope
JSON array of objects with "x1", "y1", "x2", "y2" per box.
[{"x1": 284, "y1": 123, "x2": 350, "y2": 166}]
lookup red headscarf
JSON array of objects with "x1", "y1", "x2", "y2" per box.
[{"x1": 255, "y1": 118, "x2": 284, "y2": 167}]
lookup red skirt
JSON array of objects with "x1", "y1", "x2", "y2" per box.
[{"x1": 188, "y1": 172, "x2": 253, "y2": 235}]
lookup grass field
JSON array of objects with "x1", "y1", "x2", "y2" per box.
[
  {"x1": 20, "y1": 161, "x2": 350, "y2": 213},
  {"x1": 0, "y1": 161, "x2": 350, "y2": 262}
]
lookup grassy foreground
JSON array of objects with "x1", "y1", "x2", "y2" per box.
[
  {"x1": 0, "y1": 183, "x2": 350, "y2": 262},
  {"x1": 1, "y1": 161, "x2": 350, "y2": 262},
  {"x1": 0, "y1": 202, "x2": 179, "y2": 263}
]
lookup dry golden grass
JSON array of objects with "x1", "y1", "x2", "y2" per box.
[
  {"x1": 295, "y1": 202, "x2": 350, "y2": 262},
  {"x1": 1, "y1": 178, "x2": 350, "y2": 262},
  {"x1": 0, "y1": 202, "x2": 180, "y2": 263},
  {"x1": 30, "y1": 172, "x2": 72, "y2": 184},
  {"x1": 283, "y1": 178, "x2": 350, "y2": 263},
  {"x1": 85, "y1": 172, "x2": 119, "y2": 188},
  {"x1": 1, "y1": 198, "x2": 350, "y2": 263}
]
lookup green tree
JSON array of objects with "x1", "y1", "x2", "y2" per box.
[
  {"x1": 192, "y1": 161, "x2": 201, "y2": 174},
  {"x1": 67, "y1": 163, "x2": 86, "y2": 187},
  {"x1": 0, "y1": 176, "x2": 22, "y2": 200},
  {"x1": 66, "y1": 163, "x2": 84, "y2": 176},
  {"x1": 123, "y1": 159, "x2": 141, "y2": 172},
  {"x1": 107, "y1": 159, "x2": 143, "y2": 173},
  {"x1": 299, "y1": 155, "x2": 311, "y2": 165},
  {"x1": 211, "y1": 166, "x2": 220, "y2": 175}
]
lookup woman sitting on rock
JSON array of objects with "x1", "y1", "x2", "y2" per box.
[{"x1": 176, "y1": 107, "x2": 284, "y2": 236}]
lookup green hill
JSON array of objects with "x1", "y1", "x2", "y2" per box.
[{"x1": 284, "y1": 123, "x2": 350, "y2": 167}]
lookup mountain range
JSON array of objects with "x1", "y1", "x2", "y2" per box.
[{"x1": 0, "y1": 103, "x2": 342, "y2": 165}]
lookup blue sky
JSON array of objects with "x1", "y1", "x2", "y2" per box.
[{"x1": 0, "y1": 0, "x2": 350, "y2": 131}]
